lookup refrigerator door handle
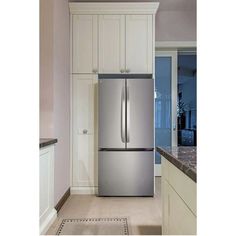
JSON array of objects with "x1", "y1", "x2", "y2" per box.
[
  {"x1": 126, "y1": 85, "x2": 130, "y2": 143},
  {"x1": 121, "y1": 86, "x2": 126, "y2": 143}
]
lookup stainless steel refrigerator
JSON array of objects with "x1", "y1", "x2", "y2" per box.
[{"x1": 98, "y1": 76, "x2": 154, "y2": 196}]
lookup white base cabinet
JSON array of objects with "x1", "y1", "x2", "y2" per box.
[
  {"x1": 161, "y1": 157, "x2": 197, "y2": 235},
  {"x1": 40, "y1": 145, "x2": 57, "y2": 235}
]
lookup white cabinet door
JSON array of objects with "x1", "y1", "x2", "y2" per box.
[
  {"x1": 72, "y1": 134, "x2": 98, "y2": 187},
  {"x1": 168, "y1": 186, "x2": 196, "y2": 235},
  {"x1": 40, "y1": 146, "x2": 56, "y2": 233},
  {"x1": 72, "y1": 74, "x2": 98, "y2": 187},
  {"x1": 72, "y1": 15, "x2": 98, "y2": 73},
  {"x1": 72, "y1": 74, "x2": 95, "y2": 135},
  {"x1": 98, "y1": 15, "x2": 125, "y2": 73},
  {"x1": 125, "y1": 15, "x2": 153, "y2": 73},
  {"x1": 40, "y1": 148, "x2": 53, "y2": 224},
  {"x1": 162, "y1": 179, "x2": 169, "y2": 235}
]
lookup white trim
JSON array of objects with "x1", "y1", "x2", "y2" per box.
[
  {"x1": 40, "y1": 209, "x2": 57, "y2": 235},
  {"x1": 155, "y1": 41, "x2": 196, "y2": 49},
  {"x1": 71, "y1": 186, "x2": 98, "y2": 195},
  {"x1": 152, "y1": 14, "x2": 155, "y2": 76},
  {"x1": 171, "y1": 51, "x2": 178, "y2": 146},
  {"x1": 69, "y1": 14, "x2": 73, "y2": 188},
  {"x1": 155, "y1": 164, "x2": 161, "y2": 177},
  {"x1": 155, "y1": 50, "x2": 178, "y2": 146},
  {"x1": 69, "y1": 2, "x2": 159, "y2": 15}
]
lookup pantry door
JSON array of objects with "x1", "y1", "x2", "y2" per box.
[{"x1": 155, "y1": 51, "x2": 177, "y2": 176}]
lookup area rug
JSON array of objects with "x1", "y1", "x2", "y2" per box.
[{"x1": 56, "y1": 218, "x2": 129, "y2": 235}]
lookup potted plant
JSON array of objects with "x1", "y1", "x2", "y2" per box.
[{"x1": 177, "y1": 100, "x2": 188, "y2": 129}]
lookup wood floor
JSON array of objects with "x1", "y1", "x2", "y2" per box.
[{"x1": 47, "y1": 177, "x2": 162, "y2": 235}]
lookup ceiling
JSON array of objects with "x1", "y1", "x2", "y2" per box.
[{"x1": 69, "y1": 0, "x2": 197, "y2": 11}]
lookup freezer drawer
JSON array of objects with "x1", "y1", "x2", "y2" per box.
[{"x1": 98, "y1": 151, "x2": 154, "y2": 196}]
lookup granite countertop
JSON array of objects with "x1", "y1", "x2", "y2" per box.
[
  {"x1": 40, "y1": 138, "x2": 58, "y2": 148},
  {"x1": 156, "y1": 146, "x2": 197, "y2": 182}
]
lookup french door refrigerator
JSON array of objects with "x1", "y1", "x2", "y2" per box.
[{"x1": 98, "y1": 76, "x2": 154, "y2": 196}]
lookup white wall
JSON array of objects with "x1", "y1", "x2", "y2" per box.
[{"x1": 40, "y1": 0, "x2": 70, "y2": 205}]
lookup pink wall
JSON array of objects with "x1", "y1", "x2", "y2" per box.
[
  {"x1": 40, "y1": 0, "x2": 54, "y2": 137},
  {"x1": 155, "y1": 10, "x2": 196, "y2": 41},
  {"x1": 40, "y1": 0, "x2": 70, "y2": 205},
  {"x1": 53, "y1": 0, "x2": 70, "y2": 205}
]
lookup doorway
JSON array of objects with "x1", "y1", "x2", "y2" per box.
[
  {"x1": 155, "y1": 51, "x2": 177, "y2": 176},
  {"x1": 155, "y1": 50, "x2": 197, "y2": 176},
  {"x1": 177, "y1": 53, "x2": 197, "y2": 146}
]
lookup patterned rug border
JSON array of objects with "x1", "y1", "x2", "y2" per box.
[{"x1": 56, "y1": 217, "x2": 129, "y2": 235}]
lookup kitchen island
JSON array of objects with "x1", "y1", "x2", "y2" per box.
[
  {"x1": 156, "y1": 146, "x2": 196, "y2": 182},
  {"x1": 156, "y1": 146, "x2": 197, "y2": 235}
]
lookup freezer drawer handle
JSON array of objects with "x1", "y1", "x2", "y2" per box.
[
  {"x1": 126, "y1": 85, "x2": 130, "y2": 143},
  {"x1": 121, "y1": 86, "x2": 126, "y2": 143}
]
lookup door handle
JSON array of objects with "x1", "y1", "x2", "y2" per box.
[
  {"x1": 121, "y1": 86, "x2": 126, "y2": 143},
  {"x1": 173, "y1": 123, "x2": 176, "y2": 131},
  {"x1": 126, "y1": 85, "x2": 130, "y2": 143},
  {"x1": 83, "y1": 129, "x2": 88, "y2": 134}
]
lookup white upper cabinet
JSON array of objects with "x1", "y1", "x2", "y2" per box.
[
  {"x1": 72, "y1": 15, "x2": 98, "y2": 73},
  {"x1": 98, "y1": 14, "x2": 153, "y2": 74},
  {"x1": 125, "y1": 15, "x2": 153, "y2": 74},
  {"x1": 99, "y1": 15, "x2": 125, "y2": 73}
]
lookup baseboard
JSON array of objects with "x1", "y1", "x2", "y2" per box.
[
  {"x1": 155, "y1": 164, "x2": 161, "y2": 176},
  {"x1": 71, "y1": 186, "x2": 98, "y2": 195},
  {"x1": 55, "y1": 188, "x2": 70, "y2": 213},
  {"x1": 40, "y1": 208, "x2": 57, "y2": 235}
]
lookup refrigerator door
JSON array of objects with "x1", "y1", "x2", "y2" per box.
[
  {"x1": 98, "y1": 151, "x2": 154, "y2": 196},
  {"x1": 99, "y1": 79, "x2": 126, "y2": 149},
  {"x1": 126, "y1": 79, "x2": 154, "y2": 149}
]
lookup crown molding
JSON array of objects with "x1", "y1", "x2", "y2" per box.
[
  {"x1": 155, "y1": 41, "x2": 197, "y2": 49},
  {"x1": 69, "y1": 2, "x2": 159, "y2": 15}
]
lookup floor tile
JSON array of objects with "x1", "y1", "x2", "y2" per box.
[{"x1": 47, "y1": 177, "x2": 162, "y2": 235}]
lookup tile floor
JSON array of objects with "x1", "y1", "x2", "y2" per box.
[{"x1": 47, "y1": 177, "x2": 162, "y2": 235}]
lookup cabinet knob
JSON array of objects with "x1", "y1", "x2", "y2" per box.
[
  {"x1": 83, "y1": 129, "x2": 88, "y2": 134},
  {"x1": 126, "y1": 69, "x2": 130, "y2": 73},
  {"x1": 92, "y1": 69, "x2": 98, "y2": 73},
  {"x1": 120, "y1": 69, "x2": 124, "y2": 73}
]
